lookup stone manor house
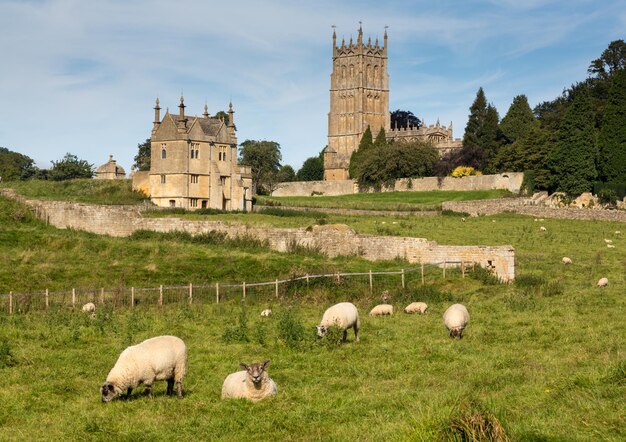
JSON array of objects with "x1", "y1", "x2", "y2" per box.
[
  {"x1": 136, "y1": 97, "x2": 252, "y2": 211},
  {"x1": 324, "y1": 25, "x2": 462, "y2": 180}
]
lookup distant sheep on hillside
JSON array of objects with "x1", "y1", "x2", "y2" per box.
[
  {"x1": 562, "y1": 257, "x2": 572, "y2": 265},
  {"x1": 404, "y1": 302, "x2": 428, "y2": 314},
  {"x1": 82, "y1": 302, "x2": 96, "y2": 313},
  {"x1": 597, "y1": 277, "x2": 609, "y2": 288},
  {"x1": 369, "y1": 304, "x2": 393, "y2": 316}
]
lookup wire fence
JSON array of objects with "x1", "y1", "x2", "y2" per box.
[{"x1": 0, "y1": 261, "x2": 476, "y2": 314}]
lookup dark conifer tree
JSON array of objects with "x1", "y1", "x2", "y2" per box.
[
  {"x1": 481, "y1": 104, "x2": 502, "y2": 172},
  {"x1": 597, "y1": 67, "x2": 626, "y2": 183},
  {"x1": 463, "y1": 87, "x2": 488, "y2": 149},
  {"x1": 500, "y1": 95, "x2": 538, "y2": 144}
]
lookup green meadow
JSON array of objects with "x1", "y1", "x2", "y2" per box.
[{"x1": 0, "y1": 185, "x2": 624, "y2": 441}]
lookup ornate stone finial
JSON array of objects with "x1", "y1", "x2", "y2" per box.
[
  {"x1": 178, "y1": 94, "x2": 186, "y2": 121},
  {"x1": 375, "y1": 36, "x2": 379, "y2": 47},
  {"x1": 203, "y1": 102, "x2": 209, "y2": 118},
  {"x1": 357, "y1": 21, "x2": 363, "y2": 44},
  {"x1": 341, "y1": 37, "x2": 345, "y2": 47},
  {"x1": 153, "y1": 96, "x2": 161, "y2": 124},
  {"x1": 349, "y1": 35, "x2": 353, "y2": 46},
  {"x1": 227, "y1": 100, "x2": 235, "y2": 128},
  {"x1": 368, "y1": 36, "x2": 371, "y2": 46},
  {"x1": 155, "y1": 97, "x2": 160, "y2": 107},
  {"x1": 436, "y1": 118, "x2": 440, "y2": 127},
  {"x1": 109, "y1": 154, "x2": 113, "y2": 162}
]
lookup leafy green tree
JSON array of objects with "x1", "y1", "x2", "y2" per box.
[
  {"x1": 275, "y1": 165, "x2": 296, "y2": 183},
  {"x1": 500, "y1": 95, "x2": 538, "y2": 144},
  {"x1": 348, "y1": 126, "x2": 374, "y2": 178},
  {"x1": 133, "y1": 138, "x2": 151, "y2": 171},
  {"x1": 213, "y1": 110, "x2": 230, "y2": 126},
  {"x1": 597, "y1": 67, "x2": 626, "y2": 182},
  {"x1": 238, "y1": 140, "x2": 281, "y2": 194},
  {"x1": 48, "y1": 153, "x2": 94, "y2": 181},
  {"x1": 390, "y1": 110, "x2": 421, "y2": 129},
  {"x1": 463, "y1": 87, "x2": 488, "y2": 149},
  {"x1": 0, "y1": 147, "x2": 38, "y2": 181},
  {"x1": 588, "y1": 40, "x2": 626, "y2": 82},
  {"x1": 296, "y1": 154, "x2": 324, "y2": 181},
  {"x1": 382, "y1": 141, "x2": 438, "y2": 183},
  {"x1": 550, "y1": 89, "x2": 598, "y2": 195}
]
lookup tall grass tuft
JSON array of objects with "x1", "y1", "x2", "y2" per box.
[
  {"x1": 0, "y1": 338, "x2": 17, "y2": 368},
  {"x1": 222, "y1": 304, "x2": 249, "y2": 343},
  {"x1": 443, "y1": 403, "x2": 511, "y2": 442},
  {"x1": 602, "y1": 359, "x2": 626, "y2": 386},
  {"x1": 277, "y1": 307, "x2": 307, "y2": 349},
  {"x1": 470, "y1": 266, "x2": 501, "y2": 285}
]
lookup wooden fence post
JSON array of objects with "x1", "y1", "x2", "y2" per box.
[
  {"x1": 401, "y1": 269, "x2": 405, "y2": 289},
  {"x1": 188, "y1": 283, "x2": 193, "y2": 305},
  {"x1": 9, "y1": 291, "x2": 13, "y2": 315},
  {"x1": 45, "y1": 288, "x2": 49, "y2": 310},
  {"x1": 131, "y1": 287, "x2": 135, "y2": 308},
  {"x1": 443, "y1": 261, "x2": 446, "y2": 279},
  {"x1": 369, "y1": 270, "x2": 373, "y2": 293},
  {"x1": 275, "y1": 279, "x2": 279, "y2": 299},
  {"x1": 242, "y1": 282, "x2": 246, "y2": 300},
  {"x1": 421, "y1": 263, "x2": 425, "y2": 285},
  {"x1": 72, "y1": 288, "x2": 76, "y2": 309},
  {"x1": 101, "y1": 288, "x2": 105, "y2": 305},
  {"x1": 306, "y1": 274, "x2": 309, "y2": 287},
  {"x1": 159, "y1": 285, "x2": 163, "y2": 306},
  {"x1": 216, "y1": 283, "x2": 220, "y2": 304},
  {"x1": 461, "y1": 261, "x2": 465, "y2": 278}
]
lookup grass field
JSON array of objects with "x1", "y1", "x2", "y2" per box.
[
  {"x1": 256, "y1": 189, "x2": 513, "y2": 211},
  {"x1": 0, "y1": 190, "x2": 624, "y2": 440}
]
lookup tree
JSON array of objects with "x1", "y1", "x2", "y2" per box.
[
  {"x1": 238, "y1": 140, "x2": 281, "y2": 194},
  {"x1": 133, "y1": 138, "x2": 151, "y2": 171},
  {"x1": 390, "y1": 109, "x2": 421, "y2": 129},
  {"x1": 588, "y1": 39, "x2": 626, "y2": 82},
  {"x1": 463, "y1": 87, "x2": 488, "y2": 149},
  {"x1": 550, "y1": 89, "x2": 598, "y2": 195},
  {"x1": 213, "y1": 110, "x2": 230, "y2": 126},
  {"x1": 275, "y1": 165, "x2": 296, "y2": 183},
  {"x1": 0, "y1": 147, "x2": 38, "y2": 181},
  {"x1": 48, "y1": 153, "x2": 94, "y2": 181},
  {"x1": 597, "y1": 67, "x2": 626, "y2": 182},
  {"x1": 500, "y1": 95, "x2": 538, "y2": 144},
  {"x1": 348, "y1": 126, "x2": 374, "y2": 178},
  {"x1": 381, "y1": 141, "x2": 438, "y2": 183},
  {"x1": 297, "y1": 154, "x2": 324, "y2": 181},
  {"x1": 481, "y1": 104, "x2": 502, "y2": 172}
]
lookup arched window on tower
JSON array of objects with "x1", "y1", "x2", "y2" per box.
[{"x1": 161, "y1": 143, "x2": 167, "y2": 159}]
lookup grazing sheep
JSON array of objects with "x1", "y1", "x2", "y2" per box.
[
  {"x1": 443, "y1": 304, "x2": 470, "y2": 339},
  {"x1": 82, "y1": 302, "x2": 96, "y2": 313},
  {"x1": 615, "y1": 231, "x2": 621, "y2": 235},
  {"x1": 604, "y1": 239, "x2": 613, "y2": 244},
  {"x1": 607, "y1": 244, "x2": 616, "y2": 249},
  {"x1": 597, "y1": 277, "x2": 609, "y2": 288},
  {"x1": 369, "y1": 304, "x2": 394, "y2": 316},
  {"x1": 539, "y1": 218, "x2": 545, "y2": 222},
  {"x1": 260, "y1": 309, "x2": 272, "y2": 317},
  {"x1": 221, "y1": 360, "x2": 277, "y2": 401},
  {"x1": 540, "y1": 226, "x2": 547, "y2": 232},
  {"x1": 101, "y1": 335, "x2": 187, "y2": 402},
  {"x1": 461, "y1": 218, "x2": 466, "y2": 222},
  {"x1": 404, "y1": 302, "x2": 428, "y2": 314},
  {"x1": 562, "y1": 257, "x2": 572, "y2": 265},
  {"x1": 316, "y1": 302, "x2": 360, "y2": 342}
]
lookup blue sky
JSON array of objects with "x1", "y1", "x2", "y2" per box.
[{"x1": 0, "y1": 0, "x2": 624, "y2": 172}]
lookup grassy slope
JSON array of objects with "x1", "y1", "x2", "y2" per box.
[
  {"x1": 256, "y1": 189, "x2": 513, "y2": 211},
  {"x1": 0, "y1": 196, "x2": 624, "y2": 440}
]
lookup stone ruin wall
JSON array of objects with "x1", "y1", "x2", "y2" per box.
[
  {"x1": 271, "y1": 173, "x2": 524, "y2": 197},
  {"x1": 1, "y1": 189, "x2": 515, "y2": 282}
]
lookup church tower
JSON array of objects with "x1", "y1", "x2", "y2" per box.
[{"x1": 324, "y1": 24, "x2": 390, "y2": 180}]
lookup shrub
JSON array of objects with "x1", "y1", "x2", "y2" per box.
[
  {"x1": 598, "y1": 188, "x2": 618, "y2": 207},
  {"x1": 277, "y1": 307, "x2": 306, "y2": 349},
  {"x1": 451, "y1": 166, "x2": 482, "y2": 177},
  {"x1": 0, "y1": 338, "x2": 17, "y2": 368},
  {"x1": 441, "y1": 209, "x2": 470, "y2": 217},
  {"x1": 443, "y1": 403, "x2": 510, "y2": 442},
  {"x1": 222, "y1": 304, "x2": 249, "y2": 343},
  {"x1": 470, "y1": 266, "x2": 501, "y2": 285}
]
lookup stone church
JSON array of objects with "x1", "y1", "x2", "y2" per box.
[
  {"x1": 324, "y1": 25, "x2": 462, "y2": 180},
  {"x1": 145, "y1": 97, "x2": 252, "y2": 211}
]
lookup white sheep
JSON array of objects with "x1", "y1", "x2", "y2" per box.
[
  {"x1": 316, "y1": 302, "x2": 360, "y2": 342},
  {"x1": 615, "y1": 231, "x2": 621, "y2": 235},
  {"x1": 369, "y1": 304, "x2": 394, "y2": 316},
  {"x1": 604, "y1": 239, "x2": 613, "y2": 244},
  {"x1": 221, "y1": 360, "x2": 277, "y2": 401},
  {"x1": 260, "y1": 309, "x2": 272, "y2": 317},
  {"x1": 562, "y1": 257, "x2": 572, "y2": 265},
  {"x1": 404, "y1": 302, "x2": 428, "y2": 314},
  {"x1": 540, "y1": 226, "x2": 547, "y2": 232},
  {"x1": 597, "y1": 277, "x2": 609, "y2": 288},
  {"x1": 101, "y1": 335, "x2": 187, "y2": 402},
  {"x1": 443, "y1": 304, "x2": 470, "y2": 339},
  {"x1": 607, "y1": 244, "x2": 616, "y2": 249},
  {"x1": 82, "y1": 302, "x2": 96, "y2": 313}
]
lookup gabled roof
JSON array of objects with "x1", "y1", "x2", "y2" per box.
[{"x1": 153, "y1": 112, "x2": 232, "y2": 143}]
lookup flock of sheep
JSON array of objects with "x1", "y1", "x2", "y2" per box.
[{"x1": 96, "y1": 299, "x2": 469, "y2": 403}]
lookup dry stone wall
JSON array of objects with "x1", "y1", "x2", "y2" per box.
[{"x1": 1, "y1": 189, "x2": 516, "y2": 281}]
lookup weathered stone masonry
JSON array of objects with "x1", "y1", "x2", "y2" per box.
[{"x1": 2, "y1": 190, "x2": 516, "y2": 281}]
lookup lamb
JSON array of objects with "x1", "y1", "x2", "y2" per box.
[
  {"x1": 316, "y1": 302, "x2": 360, "y2": 342},
  {"x1": 597, "y1": 277, "x2": 609, "y2": 288},
  {"x1": 443, "y1": 304, "x2": 470, "y2": 339},
  {"x1": 540, "y1": 226, "x2": 547, "y2": 232},
  {"x1": 260, "y1": 309, "x2": 272, "y2": 317},
  {"x1": 101, "y1": 335, "x2": 187, "y2": 402},
  {"x1": 221, "y1": 360, "x2": 277, "y2": 401},
  {"x1": 369, "y1": 304, "x2": 393, "y2": 316},
  {"x1": 562, "y1": 257, "x2": 572, "y2": 265},
  {"x1": 82, "y1": 302, "x2": 96, "y2": 313},
  {"x1": 404, "y1": 302, "x2": 428, "y2": 314}
]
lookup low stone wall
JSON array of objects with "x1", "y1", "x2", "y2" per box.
[
  {"x1": 253, "y1": 205, "x2": 438, "y2": 217},
  {"x1": 442, "y1": 198, "x2": 526, "y2": 216},
  {"x1": 271, "y1": 173, "x2": 524, "y2": 197},
  {"x1": 1, "y1": 189, "x2": 515, "y2": 281}
]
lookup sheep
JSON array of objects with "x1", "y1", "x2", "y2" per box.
[
  {"x1": 316, "y1": 302, "x2": 360, "y2": 342},
  {"x1": 404, "y1": 302, "x2": 428, "y2": 314},
  {"x1": 615, "y1": 231, "x2": 621, "y2": 235},
  {"x1": 461, "y1": 217, "x2": 466, "y2": 222},
  {"x1": 221, "y1": 360, "x2": 277, "y2": 401},
  {"x1": 260, "y1": 309, "x2": 272, "y2": 317},
  {"x1": 82, "y1": 302, "x2": 96, "y2": 313},
  {"x1": 562, "y1": 257, "x2": 572, "y2": 265},
  {"x1": 607, "y1": 244, "x2": 616, "y2": 249},
  {"x1": 597, "y1": 277, "x2": 609, "y2": 288},
  {"x1": 101, "y1": 335, "x2": 187, "y2": 402},
  {"x1": 369, "y1": 304, "x2": 393, "y2": 316},
  {"x1": 443, "y1": 304, "x2": 470, "y2": 339},
  {"x1": 604, "y1": 239, "x2": 613, "y2": 244},
  {"x1": 540, "y1": 226, "x2": 547, "y2": 232}
]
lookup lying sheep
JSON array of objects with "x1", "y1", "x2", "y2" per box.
[
  {"x1": 540, "y1": 226, "x2": 547, "y2": 232},
  {"x1": 101, "y1": 335, "x2": 187, "y2": 402},
  {"x1": 82, "y1": 302, "x2": 96, "y2": 313},
  {"x1": 443, "y1": 304, "x2": 470, "y2": 339},
  {"x1": 607, "y1": 244, "x2": 616, "y2": 249},
  {"x1": 260, "y1": 309, "x2": 272, "y2": 317},
  {"x1": 369, "y1": 304, "x2": 393, "y2": 316},
  {"x1": 615, "y1": 231, "x2": 621, "y2": 235},
  {"x1": 562, "y1": 257, "x2": 572, "y2": 265},
  {"x1": 316, "y1": 302, "x2": 360, "y2": 342},
  {"x1": 221, "y1": 360, "x2": 277, "y2": 401},
  {"x1": 597, "y1": 277, "x2": 609, "y2": 288},
  {"x1": 404, "y1": 302, "x2": 428, "y2": 314},
  {"x1": 604, "y1": 239, "x2": 613, "y2": 244}
]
